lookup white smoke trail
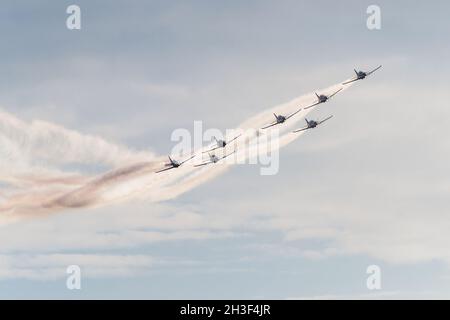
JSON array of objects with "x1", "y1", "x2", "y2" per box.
[
  {"x1": 0, "y1": 110, "x2": 155, "y2": 173},
  {"x1": 0, "y1": 80, "x2": 354, "y2": 218}
]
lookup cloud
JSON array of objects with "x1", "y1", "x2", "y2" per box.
[
  {"x1": 0, "y1": 253, "x2": 159, "y2": 280},
  {"x1": 0, "y1": 202, "x2": 239, "y2": 280},
  {"x1": 0, "y1": 202, "x2": 239, "y2": 253}
]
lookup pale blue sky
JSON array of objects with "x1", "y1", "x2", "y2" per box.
[{"x1": 1, "y1": 0, "x2": 450, "y2": 299}]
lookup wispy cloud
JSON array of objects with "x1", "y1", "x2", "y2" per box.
[{"x1": 0, "y1": 253, "x2": 160, "y2": 280}]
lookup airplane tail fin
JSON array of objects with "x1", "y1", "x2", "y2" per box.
[
  {"x1": 315, "y1": 92, "x2": 319, "y2": 98},
  {"x1": 168, "y1": 155, "x2": 173, "y2": 164},
  {"x1": 354, "y1": 69, "x2": 358, "y2": 75},
  {"x1": 273, "y1": 113, "x2": 277, "y2": 119}
]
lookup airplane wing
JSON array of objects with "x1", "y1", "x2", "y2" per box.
[
  {"x1": 342, "y1": 78, "x2": 358, "y2": 85},
  {"x1": 367, "y1": 65, "x2": 382, "y2": 75},
  {"x1": 155, "y1": 165, "x2": 175, "y2": 173},
  {"x1": 303, "y1": 102, "x2": 320, "y2": 110},
  {"x1": 292, "y1": 126, "x2": 309, "y2": 133},
  {"x1": 226, "y1": 134, "x2": 242, "y2": 144},
  {"x1": 220, "y1": 150, "x2": 235, "y2": 160},
  {"x1": 328, "y1": 88, "x2": 343, "y2": 99},
  {"x1": 318, "y1": 115, "x2": 333, "y2": 125},
  {"x1": 180, "y1": 154, "x2": 195, "y2": 165},
  {"x1": 194, "y1": 161, "x2": 212, "y2": 167},
  {"x1": 261, "y1": 121, "x2": 279, "y2": 129},
  {"x1": 285, "y1": 107, "x2": 302, "y2": 120},
  {"x1": 202, "y1": 145, "x2": 220, "y2": 153}
]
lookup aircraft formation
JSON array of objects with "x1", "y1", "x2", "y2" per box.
[{"x1": 155, "y1": 65, "x2": 382, "y2": 173}]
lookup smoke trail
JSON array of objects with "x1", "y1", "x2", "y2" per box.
[
  {"x1": 0, "y1": 110, "x2": 155, "y2": 174},
  {"x1": 0, "y1": 80, "x2": 354, "y2": 218}
]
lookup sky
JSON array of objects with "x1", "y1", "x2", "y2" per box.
[{"x1": 1, "y1": 0, "x2": 450, "y2": 299}]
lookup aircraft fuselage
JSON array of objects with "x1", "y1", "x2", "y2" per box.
[
  {"x1": 308, "y1": 121, "x2": 318, "y2": 128},
  {"x1": 172, "y1": 161, "x2": 180, "y2": 167},
  {"x1": 358, "y1": 72, "x2": 367, "y2": 79},
  {"x1": 318, "y1": 96, "x2": 328, "y2": 103},
  {"x1": 277, "y1": 116, "x2": 286, "y2": 123}
]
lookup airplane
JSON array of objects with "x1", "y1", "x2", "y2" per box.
[
  {"x1": 155, "y1": 155, "x2": 195, "y2": 173},
  {"x1": 292, "y1": 115, "x2": 333, "y2": 133},
  {"x1": 194, "y1": 150, "x2": 235, "y2": 167},
  {"x1": 261, "y1": 108, "x2": 302, "y2": 129},
  {"x1": 203, "y1": 134, "x2": 242, "y2": 153},
  {"x1": 303, "y1": 88, "x2": 343, "y2": 110},
  {"x1": 342, "y1": 65, "x2": 382, "y2": 85}
]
